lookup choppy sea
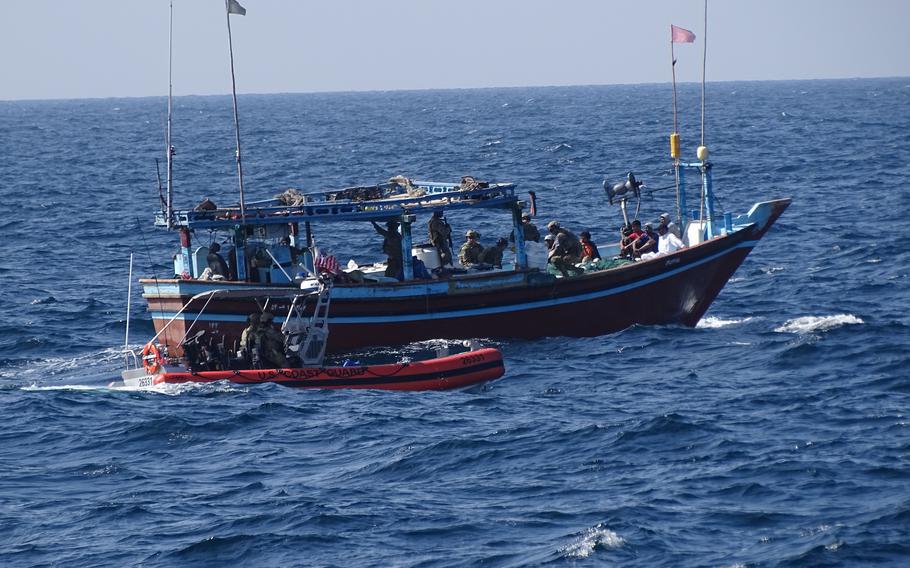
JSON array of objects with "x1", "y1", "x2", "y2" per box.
[{"x1": 1, "y1": 78, "x2": 909, "y2": 567}]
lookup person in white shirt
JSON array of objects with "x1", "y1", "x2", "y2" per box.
[
  {"x1": 659, "y1": 212, "x2": 682, "y2": 239},
  {"x1": 657, "y1": 223, "x2": 684, "y2": 254},
  {"x1": 641, "y1": 224, "x2": 685, "y2": 260}
]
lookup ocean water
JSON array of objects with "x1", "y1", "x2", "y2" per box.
[{"x1": 2, "y1": 78, "x2": 910, "y2": 567}]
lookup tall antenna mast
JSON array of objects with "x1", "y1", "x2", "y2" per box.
[
  {"x1": 165, "y1": 0, "x2": 174, "y2": 229},
  {"x1": 669, "y1": 23, "x2": 696, "y2": 229},
  {"x1": 701, "y1": 0, "x2": 708, "y2": 147},
  {"x1": 124, "y1": 253, "x2": 134, "y2": 351},
  {"x1": 225, "y1": 0, "x2": 247, "y2": 222}
]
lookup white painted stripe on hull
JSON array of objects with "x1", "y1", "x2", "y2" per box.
[{"x1": 151, "y1": 240, "x2": 758, "y2": 325}]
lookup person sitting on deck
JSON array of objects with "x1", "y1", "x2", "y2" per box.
[
  {"x1": 427, "y1": 211, "x2": 454, "y2": 267},
  {"x1": 371, "y1": 220, "x2": 403, "y2": 279},
  {"x1": 546, "y1": 221, "x2": 583, "y2": 259},
  {"x1": 459, "y1": 229, "x2": 485, "y2": 268},
  {"x1": 548, "y1": 233, "x2": 582, "y2": 277},
  {"x1": 259, "y1": 312, "x2": 289, "y2": 368},
  {"x1": 641, "y1": 223, "x2": 686, "y2": 261},
  {"x1": 206, "y1": 242, "x2": 230, "y2": 280},
  {"x1": 659, "y1": 212, "x2": 681, "y2": 239},
  {"x1": 411, "y1": 256, "x2": 433, "y2": 279},
  {"x1": 579, "y1": 231, "x2": 601, "y2": 262},
  {"x1": 479, "y1": 238, "x2": 508, "y2": 269},
  {"x1": 632, "y1": 224, "x2": 659, "y2": 258},
  {"x1": 619, "y1": 220, "x2": 644, "y2": 258}
]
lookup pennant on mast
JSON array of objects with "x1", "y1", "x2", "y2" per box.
[
  {"x1": 671, "y1": 24, "x2": 695, "y2": 43},
  {"x1": 227, "y1": 0, "x2": 246, "y2": 16}
]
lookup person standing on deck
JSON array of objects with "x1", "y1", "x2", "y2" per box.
[
  {"x1": 240, "y1": 313, "x2": 263, "y2": 367},
  {"x1": 427, "y1": 211, "x2": 453, "y2": 266},
  {"x1": 371, "y1": 220, "x2": 403, "y2": 279},
  {"x1": 511, "y1": 213, "x2": 540, "y2": 243},
  {"x1": 259, "y1": 312, "x2": 288, "y2": 368},
  {"x1": 459, "y1": 229, "x2": 484, "y2": 268}
]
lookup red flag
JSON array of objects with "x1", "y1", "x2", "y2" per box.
[{"x1": 671, "y1": 25, "x2": 696, "y2": 43}]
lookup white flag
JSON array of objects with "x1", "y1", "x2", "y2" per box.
[{"x1": 226, "y1": 0, "x2": 246, "y2": 16}]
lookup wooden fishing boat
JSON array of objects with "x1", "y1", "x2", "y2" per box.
[{"x1": 141, "y1": 181, "x2": 789, "y2": 355}]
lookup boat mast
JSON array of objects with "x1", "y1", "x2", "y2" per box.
[
  {"x1": 670, "y1": 28, "x2": 682, "y2": 231},
  {"x1": 166, "y1": 0, "x2": 174, "y2": 230},
  {"x1": 225, "y1": 0, "x2": 247, "y2": 222},
  {"x1": 698, "y1": 0, "x2": 716, "y2": 239},
  {"x1": 124, "y1": 252, "x2": 134, "y2": 352}
]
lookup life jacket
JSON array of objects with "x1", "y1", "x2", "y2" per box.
[{"x1": 582, "y1": 241, "x2": 597, "y2": 258}]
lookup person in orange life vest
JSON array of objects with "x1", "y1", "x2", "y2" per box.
[{"x1": 579, "y1": 231, "x2": 601, "y2": 262}]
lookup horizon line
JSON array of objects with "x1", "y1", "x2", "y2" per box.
[{"x1": 2, "y1": 74, "x2": 907, "y2": 104}]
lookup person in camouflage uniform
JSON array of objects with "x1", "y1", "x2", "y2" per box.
[
  {"x1": 427, "y1": 211, "x2": 453, "y2": 266},
  {"x1": 240, "y1": 313, "x2": 264, "y2": 368},
  {"x1": 479, "y1": 237, "x2": 508, "y2": 268},
  {"x1": 546, "y1": 221, "x2": 583, "y2": 260},
  {"x1": 371, "y1": 220, "x2": 403, "y2": 279},
  {"x1": 459, "y1": 229, "x2": 484, "y2": 268},
  {"x1": 259, "y1": 312, "x2": 288, "y2": 368}
]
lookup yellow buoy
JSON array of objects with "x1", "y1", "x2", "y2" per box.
[
  {"x1": 670, "y1": 133, "x2": 680, "y2": 159},
  {"x1": 697, "y1": 145, "x2": 709, "y2": 161}
]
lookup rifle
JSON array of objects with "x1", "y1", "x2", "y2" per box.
[{"x1": 443, "y1": 217, "x2": 454, "y2": 265}]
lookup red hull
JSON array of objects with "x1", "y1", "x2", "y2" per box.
[{"x1": 148, "y1": 348, "x2": 504, "y2": 391}]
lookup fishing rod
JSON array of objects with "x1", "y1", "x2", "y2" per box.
[{"x1": 166, "y1": 0, "x2": 174, "y2": 230}]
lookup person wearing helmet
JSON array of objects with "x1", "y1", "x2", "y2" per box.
[
  {"x1": 427, "y1": 210, "x2": 454, "y2": 266},
  {"x1": 259, "y1": 312, "x2": 288, "y2": 368},
  {"x1": 510, "y1": 212, "x2": 541, "y2": 244},
  {"x1": 371, "y1": 220, "x2": 403, "y2": 279},
  {"x1": 240, "y1": 313, "x2": 263, "y2": 367},
  {"x1": 459, "y1": 229, "x2": 485, "y2": 268},
  {"x1": 548, "y1": 233, "x2": 582, "y2": 277},
  {"x1": 543, "y1": 233, "x2": 556, "y2": 251},
  {"x1": 546, "y1": 220, "x2": 583, "y2": 260}
]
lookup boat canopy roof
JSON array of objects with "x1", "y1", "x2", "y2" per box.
[{"x1": 157, "y1": 178, "x2": 519, "y2": 230}]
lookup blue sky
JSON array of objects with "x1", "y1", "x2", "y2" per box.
[{"x1": 2, "y1": 0, "x2": 908, "y2": 100}]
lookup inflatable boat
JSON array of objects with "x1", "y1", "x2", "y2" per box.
[{"x1": 118, "y1": 347, "x2": 504, "y2": 391}]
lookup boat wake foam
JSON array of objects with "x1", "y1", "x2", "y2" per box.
[
  {"x1": 774, "y1": 314, "x2": 864, "y2": 334},
  {"x1": 21, "y1": 384, "x2": 110, "y2": 392},
  {"x1": 697, "y1": 316, "x2": 754, "y2": 329},
  {"x1": 2, "y1": 345, "x2": 133, "y2": 383},
  {"x1": 558, "y1": 524, "x2": 624, "y2": 559},
  {"x1": 113, "y1": 381, "x2": 249, "y2": 396},
  {"x1": 21, "y1": 380, "x2": 247, "y2": 396}
]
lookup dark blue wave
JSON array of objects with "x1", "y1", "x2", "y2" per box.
[{"x1": 1, "y1": 78, "x2": 909, "y2": 567}]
